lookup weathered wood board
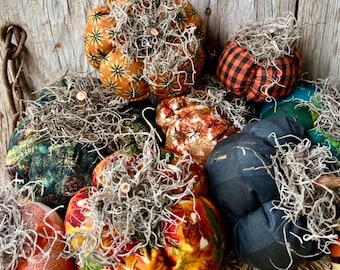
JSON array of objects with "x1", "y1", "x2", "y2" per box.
[{"x1": 0, "y1": 0, "x2": 339, "y2": 184}]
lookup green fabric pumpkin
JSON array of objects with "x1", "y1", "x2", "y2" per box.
[
  {"x1": 6, "y1": 127, "x2": 98, "y2": 209},
  {"x1": 5, "y1": 76, "x2": 150, "y2": 210}
]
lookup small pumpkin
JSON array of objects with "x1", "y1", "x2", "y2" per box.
[
  {"x1": 156, "y1": 95, "x2": 240, "y2": 165},
  {"x1": 84, "y1": 0, "x2": 206, "y2": 101},
  {"x1": 216, "y1": 13, "x2": 302, "y2": 103},
  {"x1": 205, "y1": 117, "x2": 322, "y2": 269},
  {"x1": 161, "y1": 196, "x2": 226, "y2": 270},
  {"x1": 260, "y1": 82, "x2": 340, "y2": 158}
]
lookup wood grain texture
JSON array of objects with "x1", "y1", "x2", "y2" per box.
[
  {"x1": 0, "y1": 0, "x2": 339, "y2": 184},
  {"x1": 203, "y1": 0, "x2": 297, "y2": 54},
  {"x1": 297, "y1": 0, "x2": 340, "y2": 79},
  {"x1": 0, "y1": 0, "x2": 99, "y2": 184}
]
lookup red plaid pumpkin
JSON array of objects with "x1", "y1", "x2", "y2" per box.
[{"x1": 216, "y1": 41, "x2": 302, "y2": 103}]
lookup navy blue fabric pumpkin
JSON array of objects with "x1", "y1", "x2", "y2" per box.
[{"x1": 205, "y1": 117, "x2": 321, "y2": 270}]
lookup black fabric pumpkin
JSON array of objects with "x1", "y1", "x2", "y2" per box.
[{"x1": 205, "y1": 117, "x2": 322, "y2": 270}]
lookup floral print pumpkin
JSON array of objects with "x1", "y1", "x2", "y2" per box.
[
  {"x1": 156, "y1": 95, "x2": 240, "y2": 165},
  {"x1": 161, "y1": 196, "x2": 226, "y2": 270}
]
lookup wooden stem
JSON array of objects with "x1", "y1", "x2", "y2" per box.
[{"x1": 315, "y1": 175, "x2": 340, "y2": 190}]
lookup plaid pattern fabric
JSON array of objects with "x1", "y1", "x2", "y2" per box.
[{"x1": 216, "y1": 42, "x2": 302, "y2": 102}]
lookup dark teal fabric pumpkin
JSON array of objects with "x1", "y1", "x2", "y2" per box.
[
  {"x1": 260, "y1": 83, "x2": 340, "y2": 159},
  {"x1": 205, "y1": 117, "x2": 321, "y2": 270}
]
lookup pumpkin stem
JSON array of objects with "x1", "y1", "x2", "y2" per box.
[
  {"x1": 315, "y1": 175, "x2": 340, "y2": 190},
  {"x1": 149, "y1": 27, "x2": 159, "y2": 37},
  {"x1": 76, "y1": 90, "x2": 87, "y2": 109},
  {"x1": 120, "y1": 183, "x2": 131, "y2": 194}
]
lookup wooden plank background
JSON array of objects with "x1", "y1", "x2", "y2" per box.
[{"x1": 0, "y1": 0, "x2": 339, "y2": 184}]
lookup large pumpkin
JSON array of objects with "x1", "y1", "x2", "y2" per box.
[
  {"x1": 161, "y1": 196, "x2": 226, "y2": 270},
  {"x1": 5, "y1": 76, "x2": 149, "y2": 210},
  {"x1": 84, "y1": 0, "x2": 206, "y2": 101},
  {"x1": 205, "y1": 117, "x2": 322, "y2": 269}
]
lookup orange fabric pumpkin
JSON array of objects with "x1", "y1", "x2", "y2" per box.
[
  {"x1": 84, "y1": 6, "x2": 115, "y2": 69},
  {"x1": 156, "y1": 95, "x2": 240, "y2": 165},
  {"x1": 18, "y1": 202, "x2": 76, "y2": 270},
  {"x1": 216, "y1": 41, "x2": 302, "y2": 103},
  {"x1": 84, "y1": 1, "x2": 206, "y2": 101}
]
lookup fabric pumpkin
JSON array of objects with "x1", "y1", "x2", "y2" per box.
[
  {"x1": 93, "y1": 145, "x2": 209, "y2": 196},
  {"x1": 260, "y1": 83, "x2": 340, "y2": 158},
  {"x1": 216, "y1": 41, "x2": 302, "y2": 103},
  {"x1": 5, "y1": 77, "x2": 149, "y2": 210},
  {"x1": 216, "y1": 13, "x2": 302, "y2": 103},
  {"x1": 65, "y1": 142, "x2": 212, "y2": 268},
  {"x1": 84, "y1": 1, "x2": 206, "y2": 101},
  {"x1": 205, "y1": 117, "x2": 322, "y2": 269},
  {"x1": 156, "y1": 95, "x2": 239, "y2": 165},
  {"x1": 161, "y1": 196, "x2": 226, "y2": 270},
  {"x1": 6, "y1": 127, "x2": 99, "y2": 210}
]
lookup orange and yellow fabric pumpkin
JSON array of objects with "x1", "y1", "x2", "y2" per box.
[{"x1": 84, "y1": 1, "x2": 206, "y2": 101}]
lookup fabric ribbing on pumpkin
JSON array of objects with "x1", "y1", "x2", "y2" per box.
[
  {"x1": 107, "y1": 0, "x2": 203, "y2": 91},
  {"x1": 216, "y1": 12, "x2": 302, "y2": 103},
  {"x1": 205, "y1": 117, "x2": 325, "y2": 269}
]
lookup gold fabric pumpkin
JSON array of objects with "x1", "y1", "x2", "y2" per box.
[
  {"x1": 99, "y1": 49, "x2": 149, "y2": 101},
  {"x1": 84, "y1": 6, "x2": 115, "y2": 69},
  {"x1": 84, "y1": 0, "x2": 206, "y2": 101}
]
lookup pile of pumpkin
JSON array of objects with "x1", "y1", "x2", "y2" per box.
[{"x1": 2, "y1": 1, "x2": 340, "y2": 270}]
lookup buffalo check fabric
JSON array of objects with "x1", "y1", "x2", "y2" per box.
[{"x1": 216, "y1": 42, "x2": 302, "y2": 102}]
